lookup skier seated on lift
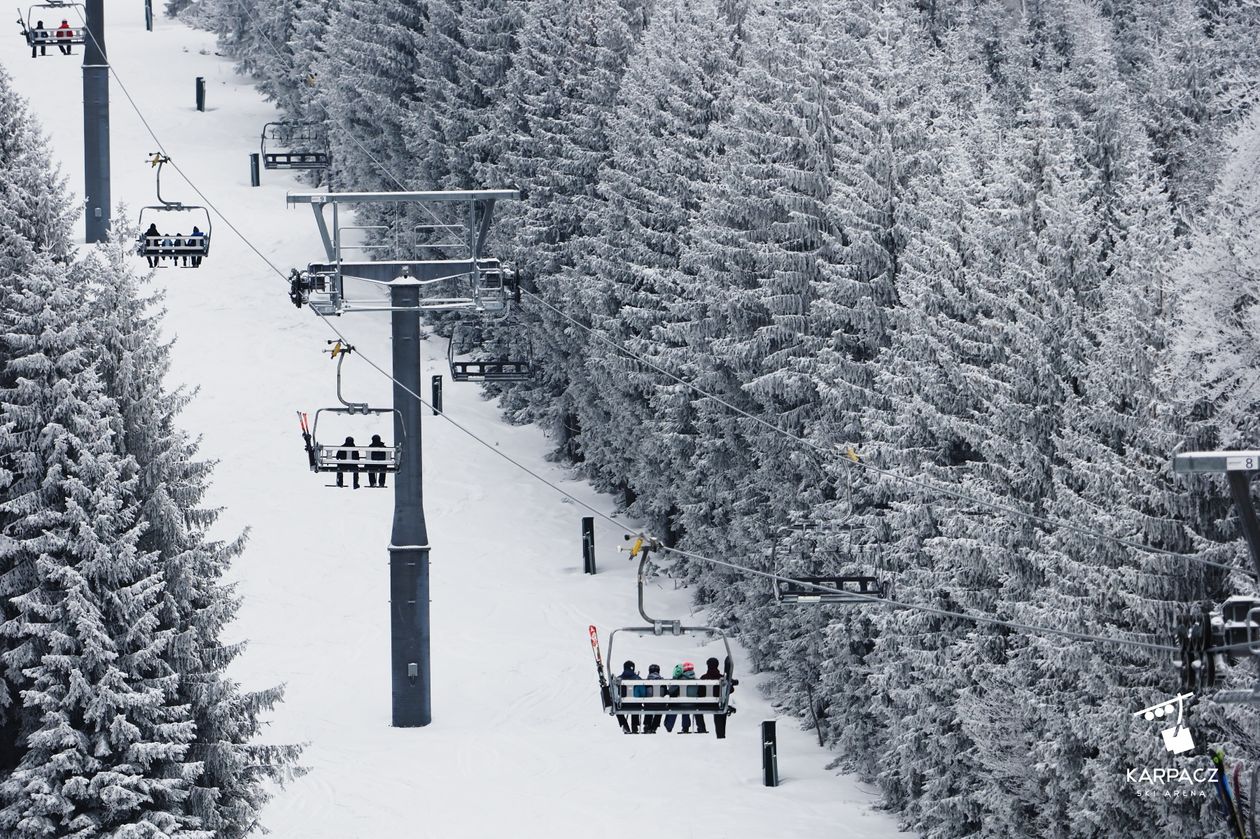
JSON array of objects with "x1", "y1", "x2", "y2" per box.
[
  {"x1": 186, "y1": 226, "x2": 206, "y2": 267},
  {"x1": 700, "y1": 657, "x2": 735, "y2": 740},
  {"x1": 29, "y1": 20, "x2": 46, "y2": 57},
  {"x1": 367, "y1": 433, "x2": 388, "y2": 488},
  {"x1": 617, "y1": 661, "x2": 645, "y2": 734},
  {"x1": 643, "y1": 664, "x2": 664, "y2": 734},
  {"x1": 142, "y1": 223, "x2": 160, "y2": 267},
  {"x1": 679, "y1": 661, "x2": 705, "y2": 734},
  {"x1": 54, "y1": 20, "x2": 73, "y2": 54},
  {"x1": 335, "y1": 435, "x2": 360, "y2": 489},
  {"x1": 661, "y1": 662, "x2": 704, "y2": 734},
  {"x1": 159, "y1": 235, "x2": 175, "y2": 264}
]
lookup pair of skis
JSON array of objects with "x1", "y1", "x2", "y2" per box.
[
  {"x1": 589, "y1": 625, "x2": 611, "y2": 712},
  {"x1": 1213, "y1": 749, "x2": 1248, "y2": 839}
]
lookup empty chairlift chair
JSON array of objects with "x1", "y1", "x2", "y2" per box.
[
  {"x1": 769, "y1": 525, "x2": 892, "y2": 606},
  {"x1": 447, "y1": 320, "x2": 534, "y2": 383},
  {"x1": 261, "y1": 122, "x2": 330, "y2": 171}
]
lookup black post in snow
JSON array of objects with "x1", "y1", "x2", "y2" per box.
[
  {"x1": 582, "y1": 517, "x2": 596, "y2": 575},
  {"x1": 761, "y1": 720, "x2": 779, "y2": 787}
]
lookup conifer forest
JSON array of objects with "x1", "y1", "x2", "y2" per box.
[{"x1": 5, "y1": 0, "x2": 1260, "y2": 835}]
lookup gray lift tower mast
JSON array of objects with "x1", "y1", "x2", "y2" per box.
[
  {"x1": 288, "y1": 189, "x2": 519, "y2": 727},
  {"x1": 83, "y1": 0, "x2": 110, "y2": 242}
]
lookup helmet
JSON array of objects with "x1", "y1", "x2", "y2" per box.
[{"x1": 682, "y1": 661, "x2": 695, "y2": 674}]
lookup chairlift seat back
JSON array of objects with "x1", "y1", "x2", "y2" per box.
[
  {"x1": 776, "y1": 574, "x2": 885, "y2": 604},
  {"x1": 449, "y1": 359, "x2": 533, "y2": 382},
  {"x1": 25, "y1": 25, "x2": 83, "y2": 45},
  {"x1": 262, "y1": 151, "x2": 331, "y2": 170},
  {"x1": 261, "y1": 122, "x2": 330, "y2": 171},
  {"x1": 608, "y1": 677, "x2": 733, "y2": 715},
  {"x1": 311, "y1": 443, "x2": 401, "y2": 473},
  {"x1": 137, "y1": 234, "x2": 210, "y2": 258}
]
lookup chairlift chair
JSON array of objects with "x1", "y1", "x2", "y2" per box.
[
  {"x1": 598, "y1": 536, "x2": 737, "y2": 720},
  {"x1": 447, "y1": 277, "x2": 534, "y2": 382},
  {"x1": 18, "y1": 1, "x2": 85, "y2": 52},
  {"x1": 297, "y1": 342, "x2": 404, "y2": 483},
  {"x1": 260, "y1": 121, "x2": 330, "y2": 171},
  {"x1": 447, "y1": 322, "x2": 533, "y2": 382},
  {"x1": 298, "y1": 408, "x2": 403, "y2": 476},
  {"x1": 769, "y1": 524, "x2": 891, "y2": 606},
  {"x1": 134, "y1": 154, "x2": 211, "y2": 266}
]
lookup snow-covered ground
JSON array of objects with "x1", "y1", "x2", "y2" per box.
[{"x1": 4, "y1": 10, "x2": 908, "y2": 838}]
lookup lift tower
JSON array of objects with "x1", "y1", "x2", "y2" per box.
[
  {"x1": 287, "y1": 189, "x2": 519, "y2": 726},
  {"x1": 83, "y1": 0, "x2": 109, "y2": 242}
]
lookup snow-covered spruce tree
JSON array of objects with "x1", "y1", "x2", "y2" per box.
[
  {"x1": 404, "y1": 0, "x2": 523, "y2": 193},
  {"x1": 84, "y1": 230, "x2": 300, "y2": 837},
  {"x1": 319, "y1": 0, "x2": 423, "y2": 194},
  {"x1": 545, "y1": 0, "x2": 740, "y2": 523},
  {"x1": 847, "y1": 48, "x2": 1013, "y2": 833},
  {"x1": 289, "y1": 0, "x2": 338, "y2": 121},
  {"x1": 1125, "y1": 0, "x2": 1229, "y2": 222},
  {"x1": 0, "y1": 64, "x2": 72, "y2": 260},
  {"x1": 0, "y1": 226, "x2": 208, "y2": 836},
  {"x1": 484, "y1": 0, "x2": 643, "y2": 455},
  {"x1": 665, "y1": 0, "x2": 856, "y2": 576},
  {"x1": 1164, "y1": 107, "x2": 1260, "y2": 450},
  {"x1": 204, "y1": 0, "x2": 295, "y2": 103}
]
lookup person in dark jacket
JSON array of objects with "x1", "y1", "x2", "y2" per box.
[
  {"x1": 335, "y1": 436, "x2": 360, "y2": 488},
  {"x1": 55, "y1": 20, "x2": 73, "y2": 54},
  {"x1": 616, "y1": 660, "x2": 642, "y2": 734},
  {"x1": 701, "y1": 657, "x2": 732, "y2": 739},
  {"x1": 367, "y1": 433, "x2": 388, "y2": 487},
  {"x1": 30, "y1": 20, "x2": 46, "y2": 58},
  {"x1": 142, "y1": 222, "x2": 160, "y2": 267},
  {"x1": 186, "y1": 226, "x2": 206, "y2": 267},
  {"x1": 643, "y1": 664, "x2": 664, "y2": 733},
  {"x1": 679, "y1": 661, "x2": 705, "y2": 734}
]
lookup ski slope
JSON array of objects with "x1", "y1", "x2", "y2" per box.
[{"x1": 3, "y1": 11, "x2": 909, "y2": 838}]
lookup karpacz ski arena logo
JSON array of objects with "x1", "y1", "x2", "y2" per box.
[{"x1": 1134, "y1": 693, "x2": 1195, "y2": 754}]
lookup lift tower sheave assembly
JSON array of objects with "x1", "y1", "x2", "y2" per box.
[
  {"x1": 1172, "y1": 451, "x2": 1260, "y2": 577},
  {"x1": 83, "y1": 0, "x2": 109, "y2": 242},
  {"x1": 287, "y1": 188, "x2": 520, "y2": 728}
]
